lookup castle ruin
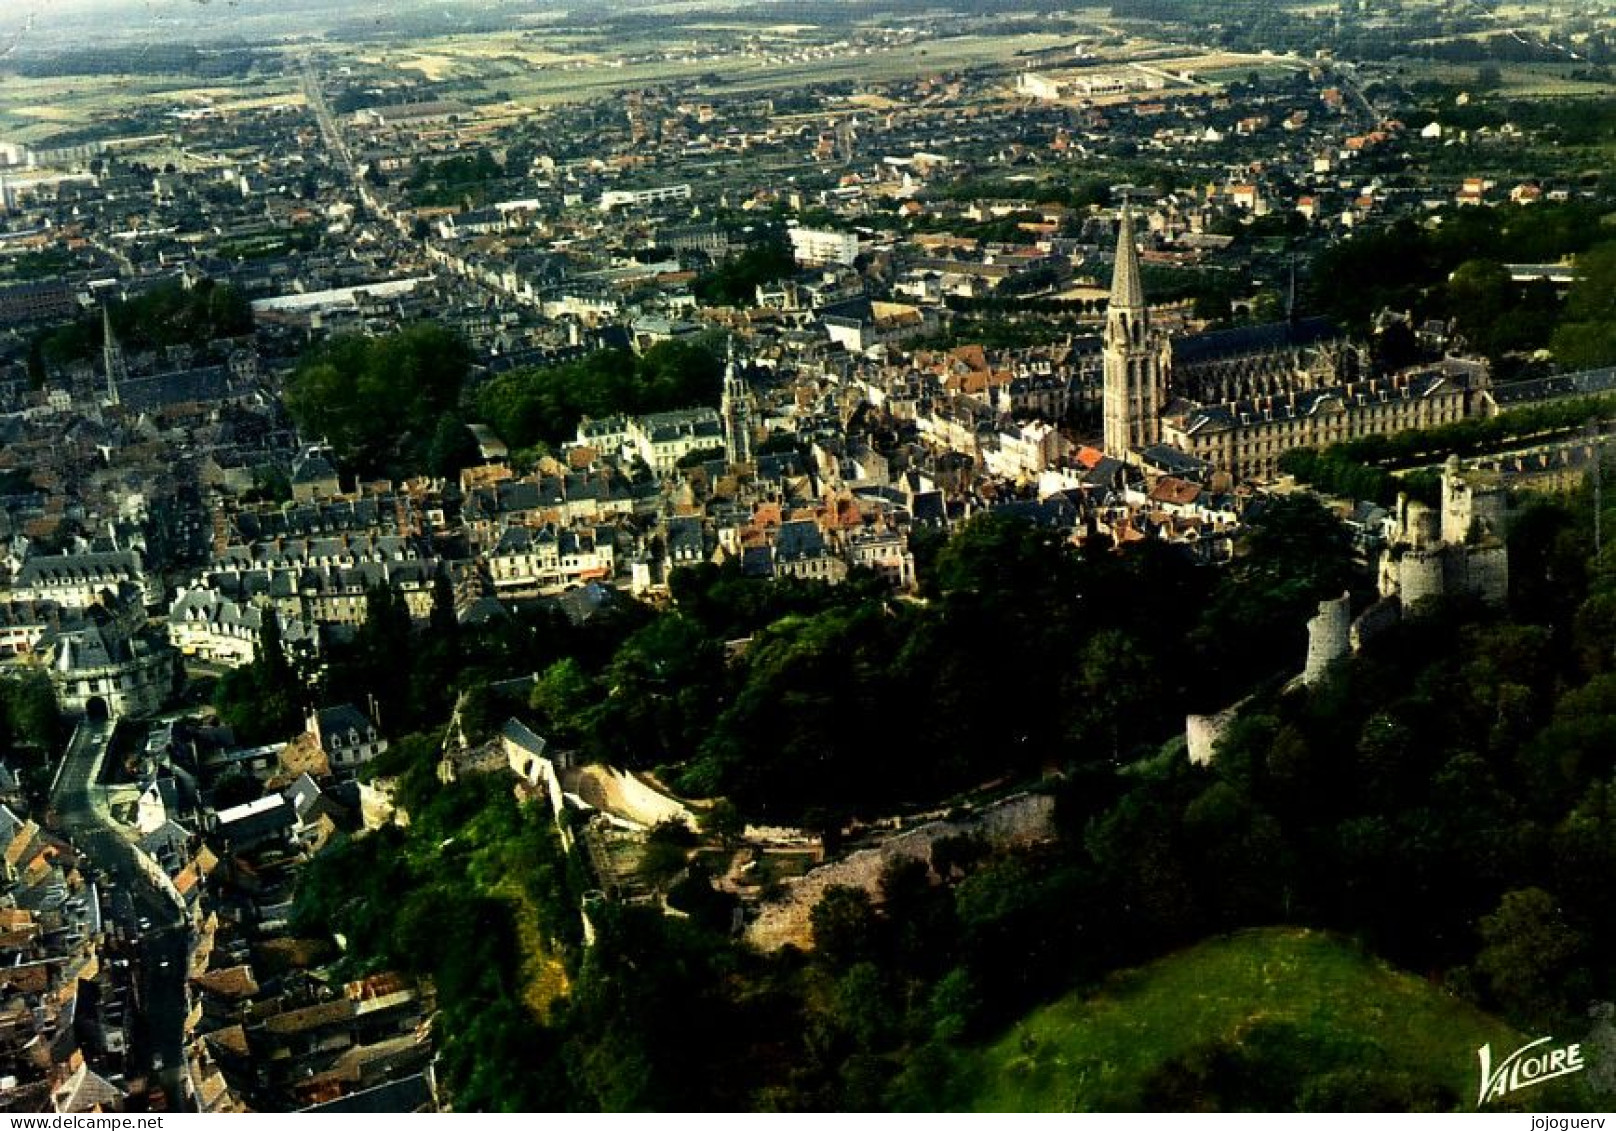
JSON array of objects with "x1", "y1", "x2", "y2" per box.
[{"x1": 1378, "y1": 454, "x2": 1509, "y2": 610}]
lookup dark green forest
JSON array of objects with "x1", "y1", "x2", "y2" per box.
[{"x1": 476, "y1": 339, "x2": 723, "y2": 451}]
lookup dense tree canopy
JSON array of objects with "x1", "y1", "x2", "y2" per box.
[
  {"x1": 0, "y1": 672, "x2": 61, "y2": 755},
  {"x1": 1307, "y1": 203, "x2": 1611, "y2": 367},
  {"x1": 36, "y1": 278, "x2": 252, "y2": 367},
  {"x1": 405, "y1": 150, "x2": 504, "y2": 209},
  {"x1": 690, "y1": 233, "x2": 796, "y2": 306},
  {"x1": 284, "y1": 323, "x2": 472, "y2": 479},
  {"x1": 476, "y1": 339, "x2": 723, "y2": 451},
  {"x1": 211, "y1": 615, "x2": 303, "y2": 745},
  {"x1": 1551, "y1": 241, "x2": 1616, "y2": 370}
]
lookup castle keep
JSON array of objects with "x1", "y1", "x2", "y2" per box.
[{"x1": 1377, "y1": 454, "x2": 1509, "y2": 610}]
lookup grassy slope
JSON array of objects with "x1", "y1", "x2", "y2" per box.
[{"x1": 965, "y1": 927, "x2": 1596, "y2": 1112}]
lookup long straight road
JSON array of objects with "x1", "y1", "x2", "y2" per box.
[{"x1": 50, "y1": 721, "x2": 189, "y2": 1103}]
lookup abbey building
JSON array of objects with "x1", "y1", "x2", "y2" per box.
[{"x1": 1100, "y1": 212, "x2": 1471, "y2": 481}]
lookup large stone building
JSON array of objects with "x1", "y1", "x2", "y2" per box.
[
  {"x1": 9, "y1": 551, "x2": 154, "y2": 611},
  {"x1": 47, "y1": 618, "x2": 175, "y2": 720},
  {"x1": 1099, "y1": 213, "x2": 1475, "y2": 481},
  {"x1": 168, "y1": 587, "x2": 265, "y2": 667},
  {"x1": 1162, "y1": 368, "x2": 1470, "y2": 481}
]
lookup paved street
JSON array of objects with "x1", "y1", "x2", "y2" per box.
[{"x1": 49, "y1": 722, "x2": 189, "y2": 1104}]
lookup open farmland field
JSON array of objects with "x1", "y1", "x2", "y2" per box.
[
  {"x1": 0, "y1": 74, "x2": 184, "y2": 145},
  {"x1": 355, "y1": 33, "x2": 587, "y2": 82},
  {"x1": 471, "y1": 31, "x2": 1080, "y2": 106},
  {"x1": 1398, "y1": 60, "x2": 1615, "y2": 97},
  {"x1": 0, "y1": 71, "x2": 300, "y2": 147},
  {"x1": 338, "y1": 21, "x2": 1100, "y2": 108}
]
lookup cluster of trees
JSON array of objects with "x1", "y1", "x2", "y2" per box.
[
  {"x1": 1276, "y1": 448, "x2": 1440, "y2": 507},
  {"x1": 513, "y1": 498, "x2": 1356, "y2": 827},
  {"x1": 1307, "y1": 203, "x2": 1614, "y2": 369},
  {"x1": 1402, "y1": 94, "x2": 1616, "y2": 156},
  {"x1": 0, "y1": 672, "x2": 61, "y2": 757},
  {"x1": 5, "y1": 249, "x2": 78, "y2": 283},
  {"x1": 1137, "y1": 265, "x2": 1291, "y2": 329},
  {"x1": 34, "y1": 279, "x2": 253, "y2": 369},
  {"x1": 214, "y1": 565, "x2": 647, "y2": 763},
  {"x1": 691, "y1": 236, "x2": 796, "y2": 306},
  {"x1": 1183, "y1": 487, "x2": 1616, "y2": 1035},
  {"x1": 912, "y1": 317, "x2": 1078, "y2": 352},
  {"x1": 1337, "y1": 392, "x2": 1616, "y2": 468},
  {"x1": 1553, "y1": 242, "x2": 1616, "y2": 371},
  {"x1": 1444, "y1": 259, "x2": 1560, "y2": 363},
  {"x1": 405, "y1": 151, "x2": 505, "y2": 209},
  {"x1": 934, "y1": 175, "x2": 1112, "y2": 211},
  {"x1": 476, "y1": 339, "x2": 723, "y2": 451},
  {"x1": 283, "y1": 323, "x2": 473, "y2": 480},
  {"x1": 9, "y1": 46, "x2": 262, "y2": 78},
  {"x1": 282, "y1": 323, "x2": 729, "y2": 480},
  {"x1": 214, "y1": 226, "x2": 324, "y2": 264},
  {"x1": 292, "y1": 775, "x2": 583, "y2": 1110},
  {"x1": 1280, "y1": 390, "x2": 1616, "y2": 504},
  {"x1": 211, "y1": 618, "x2": 304, "y2": 746},
  {"x1": 0, "y1": 672, "x2": 63, "y2": 805},
  {"x1": 282, "y1": 497, "x2": 1360, "y2": 1109},
  {"x1": 270, "y1": 316, "x2": 782, "y2": 482},
  {"x1": 1498, "y1": 96, "x2": 1616, "y2": 149}
]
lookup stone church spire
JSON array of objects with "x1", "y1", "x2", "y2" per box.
[
  {"x1": 1109, "y1": 205, "x2": 1145, "y2": 313},
  {"x1": 102, "y1": 305, "x2": 127, "y2": 408},
  {"x1": 1101, "y1": 206, "x2": 1167, "y2": 460}
]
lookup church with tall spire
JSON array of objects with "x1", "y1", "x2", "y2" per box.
[
  {"x1": 101, "y1": 305, "x2": 127, "y2": 408},
  {"x1": 1101, "y1": 207, "x2": 1169, "y2": 460},
  {"x1": 1093, "y1": 206, "x2": 1467, "y2": 482}
]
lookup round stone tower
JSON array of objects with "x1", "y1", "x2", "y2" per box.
[{"x1": 1303, "y1": 590, "x2": 1352, "y2": 686}]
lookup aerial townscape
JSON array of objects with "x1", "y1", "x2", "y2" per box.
[{"x1": 0, "y1": 0, "x2": 1615, "y2": 1114}]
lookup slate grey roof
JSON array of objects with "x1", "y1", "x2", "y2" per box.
[
  {"x1": 774, "y1": 520, "x2": 828, "y2": 562},
  {"x1": 1176, "y1": 370, "x2": 1452, "y2": 436},
  {"x1": 316, "y1": 704, "x2": 376, "y2": 747},
  {"x1": 1170, "y1": 316, "x2": 1342, "y2": 368},
  {"x1": 15, "y1": 550, "x2": 142, "y2": 587},
  {"x1": 1488, "y1": 365, "x2": 1616, "y2": 407},
  {"x1": 116, "y1": 366, "x2": 232, "y2": 411}
]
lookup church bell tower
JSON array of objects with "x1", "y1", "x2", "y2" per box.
[
  {"x1": 1101, "y1": 207, "x2": 1166, "y2": 460},
  {"x1": 721, "y1": 338, "x2": 753, "y2": 466}
]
